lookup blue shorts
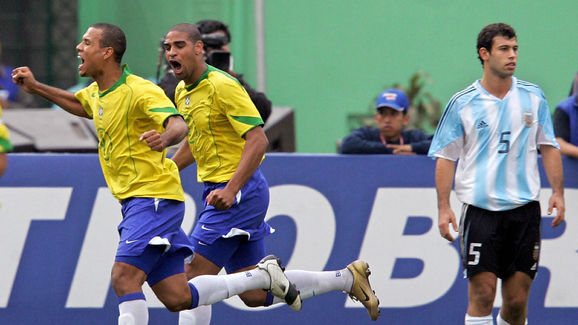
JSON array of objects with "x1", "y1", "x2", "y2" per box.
[
  {"x1": 115, "y1": 198, "x2": 194, "y2": 283},
  {"x1": 117, "y1": 245, "x2": 187, "y2": 286},
  {"x1": 194, "y1": 236, "x2": 266, "y2": 273},
  {"x1": 191, "y1": 168, "x2": 272, "y2": 271}
]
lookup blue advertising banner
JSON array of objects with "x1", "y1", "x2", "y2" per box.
[{"x1": 0, "y1": 154, "x2": 577, "y2": 324}]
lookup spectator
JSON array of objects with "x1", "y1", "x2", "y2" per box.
[
  {"x1": 158, "y1": 19, "x2": 272, "y2": 123},
  {"x1": 553, "y1": 93, "x2": 578, "y2": 158},
  {"x1": 340, "y1": 88, "x2": 432, "y2": 154}
]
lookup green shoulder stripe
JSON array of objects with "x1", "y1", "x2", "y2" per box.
[
  {"x1": 231, "y1": 115, "x2": 264, "y2": 126},
  {"x1": 208, "y1": 65, "x2": 242, "y2": 86},
  {"x1": 149, "y1": 107, "x2": 180, "y2": 114},
  {"x1": 0, "y1": 138, "x2": 13, "y2": 152}
]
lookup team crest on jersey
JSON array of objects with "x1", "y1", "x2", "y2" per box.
[
  {"x1": 523, "y1": 111, "x2": 533, "y2": 127},
  {"x1": 99, "y1": 107, "x2": 103, "y2": 117},
  {"x1": 185, "y1": 97, "x2": 190, "y2": 106}
]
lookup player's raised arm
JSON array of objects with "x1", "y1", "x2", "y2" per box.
[{"x1": 12, "y1": 66, "x2": 89, "y2": 118}]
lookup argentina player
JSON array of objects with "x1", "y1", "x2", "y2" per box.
[{"x1": 428, "y1": 23, "x2": 565, "y2": 325}]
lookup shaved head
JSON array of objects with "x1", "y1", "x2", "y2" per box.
[{"x1": 166, "y1": 23, "x2": 202, "y2": 43}]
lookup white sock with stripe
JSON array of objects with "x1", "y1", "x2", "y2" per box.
[
  {"x1": 465, "y1": 313, "x2": 493, "y2": 325},
  {"x1": 118, "y1": 293, "x2": 148, "y2": 325},
  {"x1": 271, "y1": 269, "x2": 353, "y2": 304},
  {"x1": 190, "y1": 268, "x2": 269, "y2": 306}
]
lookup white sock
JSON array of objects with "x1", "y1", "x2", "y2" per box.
[
  {"x1": 118, "y1": 314, "x2": 135, "y2": 325},
  {"x1": 118, "y1": 299, "x2": 148, "y2": 325},
  {"x1": 191, "y1": 268, "x2": 269, "y2": 306},
  {"x1": 465, "y1": 313, "x2": 493, "y2": 325},
  {"x1": 178, "y1": 305, "x2": 211, "y2": 325},
  {"x1": 271, "y1": 268, "x2": 353, "y2": 304},
  {"x1": 496, "y1": 313, "x2": 527, "y2": 325}
]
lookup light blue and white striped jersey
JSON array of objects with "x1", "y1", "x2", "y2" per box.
[{"x1": 428, "y1": 77, "x2": 559, "y2": 211}]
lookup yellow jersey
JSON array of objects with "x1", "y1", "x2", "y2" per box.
[
  {"x1": 0, "y1": 103, "x2": 12, "y2": 153},
  {"x1": 175, "y1": 65, "x2": 264, "y2": 183},
  {"x1": 75, "y1": 65, "x2": 184, "y2": 201}
]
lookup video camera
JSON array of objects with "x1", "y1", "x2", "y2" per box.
[{"x1": 201, "y1": 32, "x2": 232, "y2": 71}]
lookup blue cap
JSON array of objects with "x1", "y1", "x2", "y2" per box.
[{"x1": 375, "y1": 88, "x2": 409, "y2": 113}]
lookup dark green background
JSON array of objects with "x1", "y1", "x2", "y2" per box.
[{"x1": 79, "y1": 0, "x2": 578, "y2": 152}]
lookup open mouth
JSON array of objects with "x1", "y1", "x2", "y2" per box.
[
  {"x1": 78, "y1": 56, "x2": 85, "y2": 70},
  {"x1": 169, "y1": 60, "x2": 183, "y2": 73}
]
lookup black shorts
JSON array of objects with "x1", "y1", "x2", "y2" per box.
[{"x1": 459, "y1": 201, "x2": 541, "y2": 280}]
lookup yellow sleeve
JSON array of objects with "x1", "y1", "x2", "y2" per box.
[
  {"x1": 218, "y1": 78, "x2": 264, "y2": 137},
  {"x1": 137, "y1": 82, "x2": 181, "y2": 129},
  {"x1": 74, "y1": 83, "x2": 97, "y2": 118}
]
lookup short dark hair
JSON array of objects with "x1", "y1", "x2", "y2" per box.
[
  {"x1": 476, "y1": 23, "x2": 516, "y2": 65},
  {"x1": 196, "y1": 19, "x2": 231, "y2": 44},
  {"x1": 90, "y1": 23, "x2": 126, "y2": 64},
  {"x1": 166, "y1": 23, "x2": 202, "y2": 43}
]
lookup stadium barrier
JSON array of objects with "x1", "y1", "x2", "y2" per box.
[
  {"x1": 3, "y1": 106, "x2": 295, "y2": 153},
  {"x1": 0, "y1": 154, "x2": 577, "y2": 324}
]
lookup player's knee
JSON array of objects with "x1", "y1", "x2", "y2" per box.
[
  {"x1": 470, "y1": 286, "x2": 496, "y2": 310},
  {"x1": 159, "y1": 294, "x2": 191, "y2": 312},
  {"x1": 502, "y1": 295, "x2": 527, "y2": 316},
  {"x1": 110, "y1": 264, "x2": 145, "y2": 295},
  {"x1": 165, "y1": 301, "x2": 190, "y2": 313},
  {"x1": 111, "y1": 270, "x2": 132, "y2": 293}
]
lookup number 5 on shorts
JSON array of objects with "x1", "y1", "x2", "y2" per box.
[{"x1": 468, "y1": 243, "x2": 482, "y2": 265}]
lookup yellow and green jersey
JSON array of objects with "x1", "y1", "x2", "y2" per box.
[
  {"x1": 175, "y1": 65, "x2": 264, "y2": 183},
  {"x1": 0, "y1": 103, "x2": 12, "y2": 153},
  {"x1": 75, "y1": 65, "x2": 184, "y2": 201}
]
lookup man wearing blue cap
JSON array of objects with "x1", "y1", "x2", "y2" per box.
[{"x1": 340, "y1": 88, "x2": 432, "y2": 154}]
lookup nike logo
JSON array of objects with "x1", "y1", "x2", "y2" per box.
[
  {"x1": 201, "y1": 225, "x2": 214, "y2": 231},
  {"x1": 360, "y1": 288, "x2": 370, "y2": 302},
  {"x1": 197, "y1": 241, "x2": 208, "y2": 246},
  {"x1": 125, "y1": 239, "x2": 139, "y2": 244}
]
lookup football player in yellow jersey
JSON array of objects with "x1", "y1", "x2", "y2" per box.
[
  {"x1": 0, "y1": 102, "x2": 12, "y2": 177},
  {"x1": 164, "y1": 23, "x2": 380, "y2": 324},
  {"x1": 13, "y1": 23, "x2": 302, "y2": 325}
]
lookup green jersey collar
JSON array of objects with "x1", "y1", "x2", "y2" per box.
[
  {"x1": 185, "y1": 65, "x2": 217, "y2": 92},
  {"x1": 99, "y1": 65, "x2": 131, "y2": 97}
]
